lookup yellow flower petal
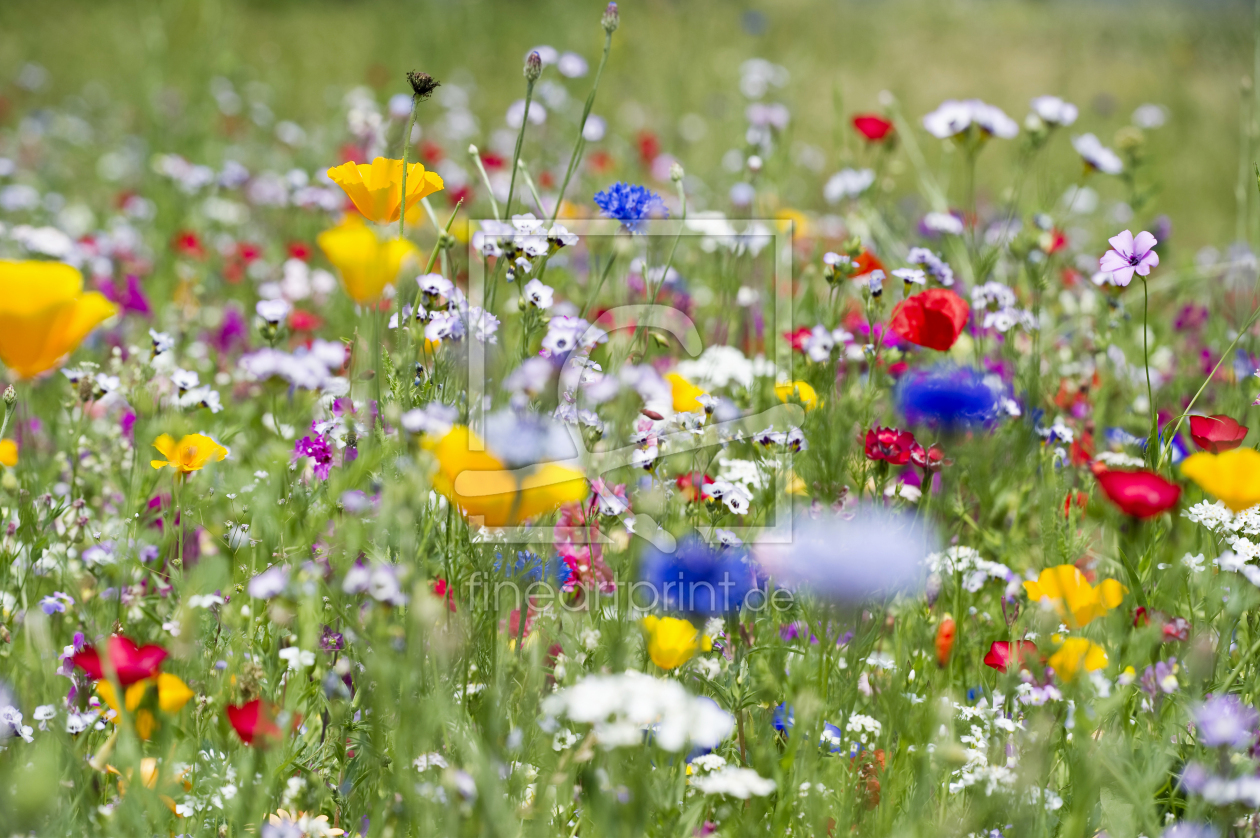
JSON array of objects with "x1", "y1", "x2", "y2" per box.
[
  {"x1": 326, "y1": 158, "x2": 444, "y2": 224},
  {"x1": 775, "y1": 380, "x2": 818, "y2": 411},
  {"x1": 0, "y1": 261, "x2": 117, "y2": 378},
  {"x1": 642, "y1": 616, "x2": 702, "y2": 670},
  {"x1": 1182, "y1": 449, "x2": 1260, "y2": 512},
  {"x1": 156, "y1": 673, "x2": 194, "y2": 714},
  {"x1": 0, "y1": 439, "x2": 16, "y2": 469},
  {"x1": 317, "y1": 216, "x2": 419, "y2": 304},
  {"x1": 666, "y1": 372, "x2": 707, "y2": 413}
]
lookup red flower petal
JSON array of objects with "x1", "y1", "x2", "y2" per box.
[
  {"x1": 889, "y1": 289, "x2": 970, "y2": 351},
  {"x1": 852, "y1": 114, "x2": 895, "y2": 142},
  {"x1": 1094, "y1": 469, "x2": 1181, "y2": 519},
  {"x1": 1188, "y1": 414, "x2": 1248, "y2": 454},
  {"x1": 226, "y1": 699, "x2": 283, "y2": 746},
  {"x1": 72, "y1": 636, "x2": 168, "y2": 686},
  {"x1": 983, "y1": 640, "x2": 1038, "y2": 673}
]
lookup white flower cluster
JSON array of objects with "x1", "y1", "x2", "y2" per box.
[
  {"x1": 540, "y1": 671, "x2": 734, "y2": 752},
  {"x1": 1185, "y1": 501, "x2": 1260, "y2": 567},
  {"x1": 690, "y1": 766, "x2": 777, "y2": 799},
  {"x1": 925, "y1": 546, "x2": 1018, "y2": 593}
]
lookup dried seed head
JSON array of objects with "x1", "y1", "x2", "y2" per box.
[
  {"x1": 2, "y1": 385, "x2": 14, "y2": 407},
  {"x1": 406, "y1": 71, "x2": 440, "y2": 101},
  {"x1": 524, "y1": 51, "x2": 543, "y2": 82},
  {"x1": 602, "y1": 2, "x2": 620, "y2": 33}
]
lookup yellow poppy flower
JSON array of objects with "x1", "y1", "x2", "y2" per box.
[
  {"x1": 150, "y1": 433, "x2": 229, "y2": 474},
  {"x1": 666, "y1": 372, "x2": 707, "y2": 414},
  {"x1": 775, "y1": 380, "x2": 818, "y2": 411},
  {"x1": 641, "y1": 615, "x2": 712, "y2": 670},
  {"x1": 98, "y1": 673, "x2": 195, "y2": 739},
  {"x1": 1047, "y1": 637, "x2": 1107, "y2": 682},
  {"x1": 1181, "y1": 449, "x2": 1260, "y2": 512},
  {"x1": 317, "y1": 216, "x2": 420, "y2": 304},
  {"x1": 326, "y1": 157, "x2": 444, "y2": 225},
  {"x1": 1023, "y1": 565, "x2": 1126, "y2": 629},
  {"x1": 0, "y1": 439, "x2": 15, "y2": 468},
  {"x1": 429, "y1": 425, "x2": 587, "y2": 527},
  {"x1": 0, "y1": 260, "x2": 117, "y2": 379}
]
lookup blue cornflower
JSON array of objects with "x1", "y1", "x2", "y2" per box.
[
  {"x1": 639, "y1": 534, "x2": 757, "y2": 616},
  {"x1": 896, "y1": 365, "x2": 999, "y2": 428},
  {"x1": 593, "y1": 181, "x2": 668, "y2": 233}
]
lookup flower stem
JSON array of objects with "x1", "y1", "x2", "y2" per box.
[
  {"x1": 504, "y1": 81, "x2": 536, "y2": 219},
  {"x1": 399, "y1": 94, "x2": 418, "y2": 240},
  {"x1": 550, "y1": 29, "x2": 613, "y2": 225},
  {"x1": 1142, "y1": 277, "x2": 1158, "y2": 469}
]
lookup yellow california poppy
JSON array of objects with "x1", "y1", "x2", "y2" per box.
[
  {"x1": 666, "y1": 372, "x2": 707, "y2": 413},
  {"x1": 1023, "y1": 565, "x2": 1126, "y2": 630},
  {"x1": 1047, "y1": 636, "x2": 1108, "y2": 682},
  {"x1": 775, "y1": 380, "x2": 819, "y2": 411},
  {"x1": 429, "y1": 425, "x2": 587, "y2": 527},
  {"x1": 641, "y1": 615, "x2": 712, "y2": 670},
  {"x1": 1181, "y1": 449, "x2": 1260, "y2": 512},
  {"x1": 150, "y1": 433, "x2": 229, "y2": 475},
  {"x1": 317, "y1": 216, "x2": 419, "y2": 304},
  {"x1": 97, "y1": 673, "x2": 195, "y2": 739},
  {"x1": 326, "y1": 157, "x2": 444, "y2": 225},
  {"x1": 0, "y1": 439, "x2": 15, "y2": 469},
  {"x1": 0, "y1": 260, "x2": 117, "y2": 379}
]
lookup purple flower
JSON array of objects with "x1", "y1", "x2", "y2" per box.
[
  {"x1": 248, "y1": 565, "x2": 290, "y2": 600},
  {"x1": 1098, "y1": 229, "x2": 1159, "y2": 287},
  {"x1": 1162, "y1": 823, "x2": 1219, "y2": 838},
  {"x1": 98, "y1": 274, "x2": 151, "y2": 317},
  {"x1": 39, "y1": 593, "x2": 70, "y2": 615},
  {"x1": 1194, "y1": 694, "x2": 1259, "y2": 748},
  {"x1": 294, "y1": 424, "x2": 335, "y2": 480},
  {"x1": 593, "y1": 182, "x2": 667, "y2": 233},
  {"x1": 320, "y1": 625, "x2": 346, "y2": 652}
]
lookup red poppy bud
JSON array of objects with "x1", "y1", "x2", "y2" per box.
[
  {"x1": 889, "y1": 288, "x2": 970, "y2": 352},
  {"x1": 935, "y1": 616, "x2": 956, "y2": 667},
  {"x1": 1094, "y1": 469, "x2": 1180, "y2": 519},
  {"x1": 1188, "y1": 414, "x2": 1248, "y2": 454}
]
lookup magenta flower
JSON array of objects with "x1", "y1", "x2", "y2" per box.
[{"x1": 1099, "y1": 229, "x2": 1159, "y2": 287}]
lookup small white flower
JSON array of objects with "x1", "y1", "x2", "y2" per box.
[
  {"x1": 278, "y1": 647, "x2": 315, "y2": 670},
  {"x1": 523, "y1": 278, "x2": 554, "y2": 309},
  {"x1": 255, "y1": 298, "x2": 292, "y2": 324}
]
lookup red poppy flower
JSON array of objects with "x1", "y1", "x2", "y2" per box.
[
  {"x1": 236, "y1": 242, "x2": 262, "y2": 263},
  {"x1": 852, "y1": 250, "x2": 885, "y2": 278},
  {"x1": 446, "y1": 184, "x2": 474, "y2": 208},
  {"x1": 1094, "y1": 469, "x2": 1181, "y2": 518},
  {"x1": 433, "y1": 579, "x2": 457, "y2": 612},
  {"x1": 889, "y1": 288, "x2": 970, "y2": 351},
  {"x1": 852, "y1": 114, "x2": 894, "y2": 142},
  {"x1": 1188, "y1": 414, "x2": 1248, "y2": 454},
  {"x1": 226, "y1": 699, "x2": 284, "y2": 746},
  {"x1": 636, "y1": 131, "x2": 660, "y2": 166},
  {"x1": 72, "y1": 636, "x2": 168, "y2": 686},
  {"x1": 287, "y1": 241, "x2": 311, "y2": 261},
  {"x1": 983, "y1": 640, "x2": 1038, "y2": 673},
  {"x1": 1064, "y1": 490, "x2": 1088, "y2": 518},
  {"x1": 480, "y1": 152, "x2": 505, "y2": 170},
  {"x1": 420, "y1": 140, "x2": 444, "y2": 165},
  {"x1": 172, "y1": 231, "x2": 205, "y2": 260},
  {"x1": 865, "y1": 427, "x2": 916, "y2": 465}
]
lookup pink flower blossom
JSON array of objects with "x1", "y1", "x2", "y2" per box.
[{"x1": 1099, "y1": 229, "x2": 1159, "y2": 287}]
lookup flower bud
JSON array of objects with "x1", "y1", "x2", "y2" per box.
[
  {"x1": 601, "y1": 2, "x2": 620, "y2": 33},
  {"x1": 2, "y1": 385, "x2": 14, "y2": 408},
  {"x1": 524, "y1": 51, "x2": 543, "y2": 82},
  {"x1": 669, "y1": 162, "x2": 685, "y2": 183},
  {"x1": 406, "y1": 71, "x2": 440, "y2": 100}
]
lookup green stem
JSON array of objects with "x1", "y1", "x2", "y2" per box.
[
  {"x1": 1142, "y1": 278, "x2": 1158, "y2": 468},
  {"x1": 550, "y1": 30, "x2": 613, "y2": 225},
  {"x1": 635, "y1": 178, "x2": 688, "y2": 357},
  {"x1": 504, "y1": 81, "x2": 536, "y2": 219},
  {"x1": 578, "y1": 252, "x2": 617, "y2": 322},
  {"x1": 469, "y1": 147, "x2": 501, "y2": 221},
  {"x1": 399, "y1": 94, "x2": 418, "y2": 240}
]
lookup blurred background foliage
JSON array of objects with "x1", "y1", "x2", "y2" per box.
[{"x1": 0, "y1": 0, "x2": 1254, "y2": 247}]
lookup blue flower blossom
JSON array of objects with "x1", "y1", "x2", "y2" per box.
[
  {"x1": 640, "y1": 534, "x2": 757, "y2": 616},
  {"x1": 593, "y1": 181, "x2": 668, "y2": 233},
  {"x1": 896, "y1": 365, "x2": 999, "y2": 428}
]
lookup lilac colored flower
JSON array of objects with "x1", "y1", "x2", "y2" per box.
[
  {"x1": 1194, "y1": 694, "x2": 1259, "y2": 748},
  {"x1": 294, "y1": 424, "x2": 335, "y2": 479},
  {"x1": 593, "y1": 182, "x2": 667, "y2": 233},
  {"x1": 39, "y1": 594, "x2": 67, "y2": 615},
  {"x1": 213, "y1": 305, "x2": 249, "y2": 354},
  {"x1": 247, "y1": 564, "x2": 290, "y2": 600},
  {"x1": 1098, "y1": 229, "x2": 1159, "y2": 287},
  {"x1": 319, "y1": 625, "x2": 346, "y2": 652},
  {"x1": 99, "y1": 274, "x2": 151, "y2": 317}
]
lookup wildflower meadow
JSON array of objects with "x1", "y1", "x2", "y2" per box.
[{"x1": 6, "y1": 1, "x2": 1260, "y2": 836}]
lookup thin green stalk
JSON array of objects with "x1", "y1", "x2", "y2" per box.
[
  {"x1": 503, "y1": 80, "x2": 536, "y2": 219},
  {"x1": 517, "y1": 159, "x2": 547, "y2": 216},
  {"x1": 550, "y1": 29, "x2": 613, "y2": 225},
  {"x1": 1142, "y1": 278, "x2": 1158, "y2": 469},
  {"x1": 399, "y1": 94, "x2": 419, "y2": 240},
  {"x1": 578, "y1": 252, "x2": 617, "y2": 321},
  {"x1": 636, "y1": 176, "x2": 688, "y2": 357},
  {"x1": 468, "y1": 146, "x2": 501, "y2": 220}
]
